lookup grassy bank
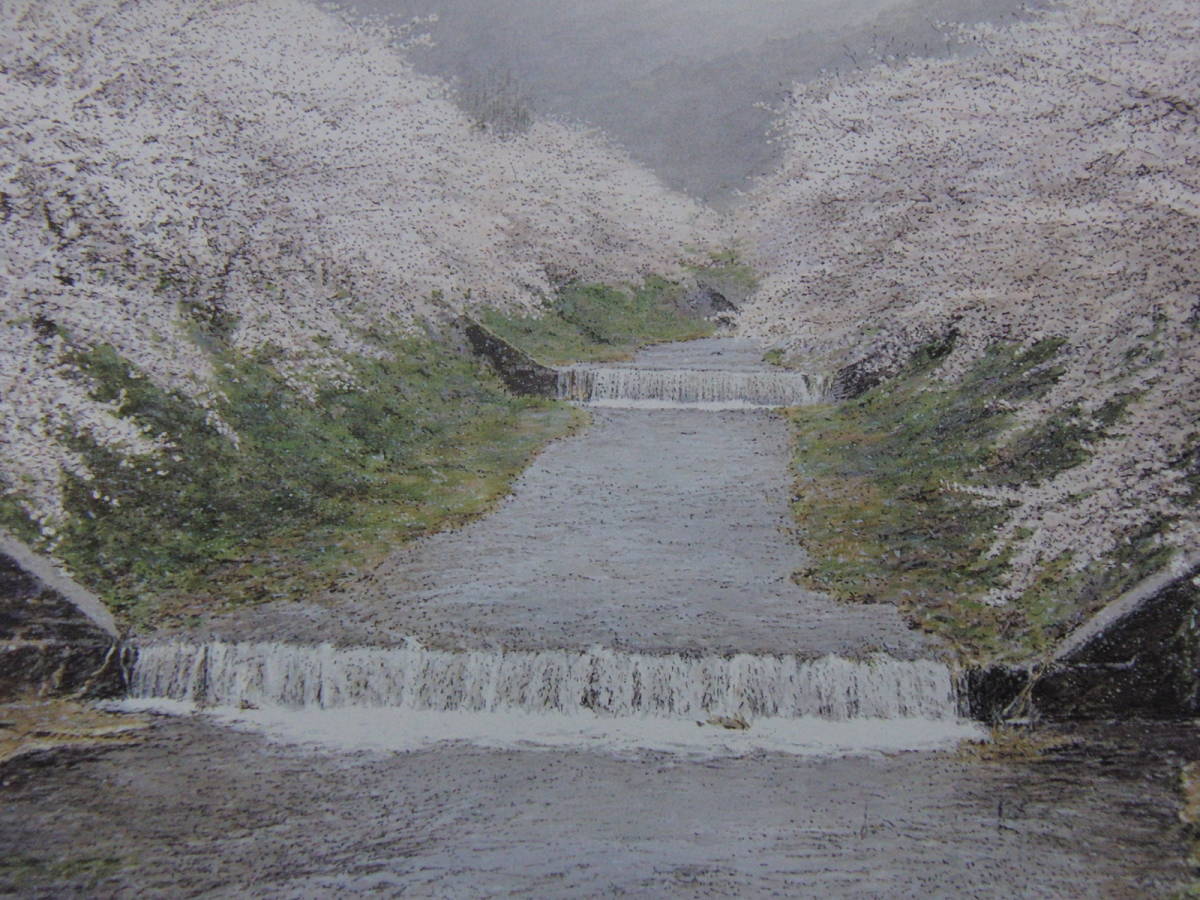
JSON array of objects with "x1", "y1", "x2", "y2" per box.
[
  {"x1": 1, "y1": 335, "x2": 583, "y2": 631},
  {"x1": 787, "y1": 338, "x2": 1174, "y2": 663},
  {"x1": 477, "y1": 277, "x2": 714, "y2": 365}
]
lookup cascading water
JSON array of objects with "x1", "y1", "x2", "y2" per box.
[
  {"x1": 122, "y1": 640, "x2": 983, "y2": 755},
  {"x1": 131, "y1": 640, "x2": 959, "y2": 719},
  {"x1": 556, "y1": 367, "x2": 829, "y2": 409}
]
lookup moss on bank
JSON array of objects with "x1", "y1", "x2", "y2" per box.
[
  {"x1": 1, "y1": 336, "x2": 583, "y2": 631},
  {"x1": 788, "y1": 338, "x2": 1176, "y2": 663},
  {"x1": 0, "y1": 699, "x2": 148, "y2": 767},
  {"x1": 686, "y1": 251, "x2": 759, "y2": 303},
  {"x1": 478, "y1": 277, "x2": 714, "y2": 365}
]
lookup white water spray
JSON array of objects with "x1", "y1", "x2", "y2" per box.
[
  {"x1": 125, "y1": 641, "x2": 983, "y2": 756},
  {"x1": 130, "y1": 640, "x2": 960, "y2": 720},
  {"x1": 556, "y1": 367, "x2": 828, "y2": 408}
]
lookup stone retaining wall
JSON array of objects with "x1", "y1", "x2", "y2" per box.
[
  {"x1": 967, "y1": 554, "x2": 1200, "y2": 720},
  {"x1": 459, "y1": 316, "x2": 559, "y2": 397},
  {"x1": 0, "y1": 532, "x2": 124, "y2": 700}
]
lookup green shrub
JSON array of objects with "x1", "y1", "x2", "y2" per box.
[{"x1": 788, "y1": 338, "x2": 1157, "y2": 662}]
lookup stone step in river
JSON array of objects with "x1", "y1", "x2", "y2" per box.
[
  {"x1": 558, "y1": 337, "x2": 827, "y2": 409},
  {"x1": 556, "y1": 366, "x2": 828, "y2": 408},
  {"x1": 125, "y1": 639, "x2": 980, "y2": 754},
  {"x1": 133, "y1": 640, "x2": 957, "y2": 719}
]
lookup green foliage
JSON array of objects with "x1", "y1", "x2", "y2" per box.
[
  {"x1": 477, "y1": 304, "x2": 617, "y2": 365},
  {"x1": 1011, "y1": 522, "x2": 1176, "y2": 657},
  {"x1": 478, "y1": 278, "x2": 714, "y2": 365},
  {"x1": 987, "y1": 407, "x2": 1104, "y2": 487},
  {"x1": 906, "y1": 329, "x2": 960, "y2": 373},
  {"x1": 788, "y1": 338, "x2": 1151, "y2": 662},
  {"x1": 687, "y1": 251, "x2": 759, "y2": 300},
  {"x1": 1178, "y1": 437, "x2": 1200, "y2": 504},
  {"x1": 0, "y1": 490, "x2": 40, "y2": 545},
  {"x1": 14, "y1": 337, "x2": 580, "y2": 629}
]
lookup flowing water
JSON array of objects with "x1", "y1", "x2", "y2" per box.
[
  {"x1": 179, "y1": 339, "x2": 927, "y2": 658},
  {"x1": 556, "y1": 366, "x2": 828, "y2": 408},
  {"x1": 131, "y1": 640, "x2": 957, "y2": 719},
  {"x1": 123, "y1": 638, "x2": 981, "y2": 755}
]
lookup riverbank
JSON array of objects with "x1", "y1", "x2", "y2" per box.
[
  {"x1": 2, "y1": 336, "x2": 584, "y2": 634},
  {"x1": 784, "y1": 336, "x2": 1195, "y2": 670},
  {"x1": 2, "y1": 274, "x2": 734, "y2": 640}
]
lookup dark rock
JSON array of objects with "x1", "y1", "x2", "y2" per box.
[
  {"x1": 966, "y1": 553, "x2": 1200, "y2": 721},
  {"x1": 829, "y1": 358, "x2": 884, "y2": 400},
  {"x1": 0, "y1": 531, "x2": 124, "y2": 701},
  {"x1": 679, "y1": 285, "x2": 737, "y2": 317},
  {"x1": 961, "y1": 665, "x2": 1028, "y2": 722},
  {"x1": 830, "y1": 330, "x2": 960, "y2": 400},
  {"x1": 458, "y1": 316, "x2": 559, "y2": 397}
]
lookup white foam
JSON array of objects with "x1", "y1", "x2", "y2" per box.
[
  {"x1": 124, "y1": 640, "x2": 985, "y2": 756},
  {"x1": 557, "y1": 367, "x2": 828, "y2": 407},
  {"x1": 130, "y1": 640, "x2": 963, "y2": 721},
  {"x1": 574, "y1": 398, "x2": 785, "y2": 411},
  {"x1": 115, "y1": 700, "x2": 985, "y2": 758}
]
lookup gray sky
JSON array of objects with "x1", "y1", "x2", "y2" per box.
[{"x1": 350, "y1": 0, "x2": 1036, "y2": 203}]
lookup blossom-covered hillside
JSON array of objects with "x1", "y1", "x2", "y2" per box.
[
  {"x1": 1, "y1": 0, "x2": 720, "y2": 529},
  {"x1": 737, "y1": 0, "x2": 1199, "y2": 606}
]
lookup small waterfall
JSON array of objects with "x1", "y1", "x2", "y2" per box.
[
  {"x1": 556, "y1": 367, "x2": 828, "y2": 408},
  {"x1": 130, "y1": 640, "x2": 961, "y2": 721}
]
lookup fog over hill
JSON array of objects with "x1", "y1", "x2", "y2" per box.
[{"x1": 350, "y1": 0, "x2": 1038, "y2": 203}]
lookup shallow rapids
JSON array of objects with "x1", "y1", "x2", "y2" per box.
[
  {"x1": 123, "y1": 640, "x2": 984, "y2": 756},
  {"x1": 556, "y1": 366, "x2": 828, "y2": 408}
]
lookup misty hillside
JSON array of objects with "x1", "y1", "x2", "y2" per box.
[{"x1": 354, "y1": 0, "x2": 1037, "y2": 201}]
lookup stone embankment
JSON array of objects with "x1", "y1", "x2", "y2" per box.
[
  {"x1": 459, "y1": 316, "x2": 559, "y2": 396},
  {"x1": 0, "y1": 531, "x2": 124, "y2": 700},
  {"x1": 970, "y1": 553, "x2": 1200, "y2": 721}
]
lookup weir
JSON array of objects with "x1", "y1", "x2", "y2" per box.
[
  {"x1": 129, "y1": 640, "x2": 962, "y2": 721},
  {"x1": 556, "y1": 366, "x2": 828, "y2": 408}
]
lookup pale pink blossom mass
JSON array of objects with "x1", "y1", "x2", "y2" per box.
[
  {"x1": 0, "y1": 0, "x2": 722, "y2": 529},
  {"x1": 736, "y1": 0, "x2": 1200, "y2": 600}
]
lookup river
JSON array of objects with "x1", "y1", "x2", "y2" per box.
[{"x1": 1, "y1": 338, "x2": 1193, "y2": 896}]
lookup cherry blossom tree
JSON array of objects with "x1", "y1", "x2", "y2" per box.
[
  {"x1": 737, "y1": 0, "x2": 1200, "y2": 600},
  {"x1": 1, "y1": 0, "x2": 722, "y2": 530}
]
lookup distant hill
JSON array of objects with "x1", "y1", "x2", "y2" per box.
[{"x1": 351, "y1": 0, "x2": 1038, "y2": 203}]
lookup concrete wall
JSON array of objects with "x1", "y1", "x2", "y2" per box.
[
  {"x1": 0, "y1": 532, "x2": 125, "y2": 700},
  {"x1": 967, "y1": 554, "x2": 1200, "y2": 721},
  {"x1": 460, "y1": 317, "x2": 559, "y2": 397}
]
